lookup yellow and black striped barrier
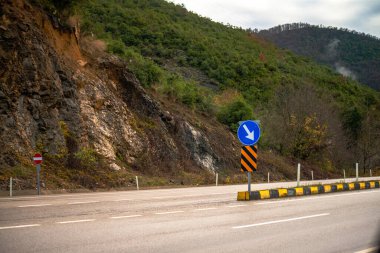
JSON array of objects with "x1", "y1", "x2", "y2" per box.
[{"x1": 237, "y1": 180, "x2": 380, "y2": 201}]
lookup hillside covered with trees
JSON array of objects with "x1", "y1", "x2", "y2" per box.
[
  {"x1": 1, "y1": 0, "x2": 379, "y2": 190},
  {"x1": 72, "y1": 0, "x2": 380, "y2": 172},
  {"x1": 258, "y1": 23, "x2": 380, "y2": 91}
]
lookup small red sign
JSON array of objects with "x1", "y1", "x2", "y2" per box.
[{"x1": 33, "y1": 153, "x2": 43, "y2": 165}]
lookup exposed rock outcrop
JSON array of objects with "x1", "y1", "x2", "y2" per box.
[{"x1": 0, "y1": 0, "x2": 239, "y2": 189}]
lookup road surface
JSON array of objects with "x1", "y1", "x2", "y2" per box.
[{"x1": 0, "y1": 177, "x2": 379, "y2": 253}]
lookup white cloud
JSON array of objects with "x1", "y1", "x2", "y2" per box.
[{"x1": 168, "y1": 0, "x2": 380, "y2": 37}]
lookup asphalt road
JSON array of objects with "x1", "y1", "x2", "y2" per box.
[{"x1": 0, "y1": 177, "x2": 379, "y2": 253}]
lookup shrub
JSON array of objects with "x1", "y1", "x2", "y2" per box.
[
  {"x1": 74, "y1": 148, "x2": 98, "y2": 169},
  {"x1": 217, "y1": 98, "x2": 253, "y2": 131}
]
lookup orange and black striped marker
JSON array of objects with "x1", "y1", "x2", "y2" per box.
[{"x1": 241, "y1": 145, "x2": 257, "y2": 172}]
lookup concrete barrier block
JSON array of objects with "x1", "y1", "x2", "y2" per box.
[
  {"x1": 294, "y1": 187, "x2": 304, "y2": 196},
  {"x1": 259, "y1": 190, "x2": 270, "y2": 199},
  {"x1": 310, "y1": 186, "x2": 319, "y2": 194},
  {"x1": 237, "y1": 191, "x2": 249, "y2": 201},
  {"x1": 250, "y1": 191, "x2": 261, "y2": 200},
  {"x1": 237, "y1": 180, "x2": 376, "y2": 201},
  {"x1": 303, "y1": 187, "x2": 311, "y2": 195},
  {"x1": 336, "y1": 184, "x2": 343, "y2": 191},
  {"x1": 317, "y1": 185, "x2": 324, "y2": 193},
  {"x1": 270, "y1": 189, "x2": 279, "y2": 198},
  {"x1": 287, "y1": 188, "x2": 296, "y2": 197},
  {"x1": 324, "y1": 185, "x2": 332, "y2": 193},
  {"x1": 278, "y1": 189, "x2": 288, "y2": 197}
]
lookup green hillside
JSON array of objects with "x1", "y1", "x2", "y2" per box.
[{"x1": 45, "y1": 0, "x2": 380, "y2": 171}]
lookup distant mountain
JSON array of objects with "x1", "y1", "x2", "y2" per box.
[{"x1": 258, "y1": 23, "x2": 380, "y2": 91}]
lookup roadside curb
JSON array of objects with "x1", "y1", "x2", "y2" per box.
[{"x1": 237, "y1": 181, "x2": 380, "y2": 201}]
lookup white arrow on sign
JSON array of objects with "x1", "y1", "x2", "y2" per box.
[{"x1": 243, "y1": 124, "x2": 254, "y2": 140}]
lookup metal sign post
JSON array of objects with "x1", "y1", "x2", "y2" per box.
[
  {"x1": 37, "y1": 164, "x2": 41, "y2": 195},
  {"x1": 247, "y1": 172, "x2": 251, "y2": 194},
  {"x1": 33, "y1": 153, "x2": 43, "y2": 196}
]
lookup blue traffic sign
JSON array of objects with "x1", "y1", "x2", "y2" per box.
[{"x1": 237, "y1": 120, "x2": 261, "y2": 146}]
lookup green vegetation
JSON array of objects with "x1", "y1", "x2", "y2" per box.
[
  {"x1": 69, "y1": 0, "x2": 380, "y2": 170},
  {"x1": 217, "y1": 98, "x2": 252, "y2": 131},
  {"x1": 259, "y1": 23, "x2": 380, "y2": 91}
]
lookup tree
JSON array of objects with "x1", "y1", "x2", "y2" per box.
[
  {"x1": 263, "y1": 84, "x2": 347, "y2": 164},
  {"x1": 217, "y1": 98, "x2": 253, "y2": 132},
  {"x1": 357, "y1": 105, "x2": 380, "y2": 173}
]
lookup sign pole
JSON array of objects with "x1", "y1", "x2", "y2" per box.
[
  {"x1": 247, "y1": 172, "x2": 251, "y2": 194},
  {"x1": 33, "y1": 153, "x2": 43, "y2": 195},
  {"x1": 237, "y1": 120, "x2": 260, "y2": 200},
  {"x1": 36, "y1": 164, "x2": 40, "y2": 195}
]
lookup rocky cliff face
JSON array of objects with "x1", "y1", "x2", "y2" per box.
[{"x1": 0, "y1": 0, "x2": 240, "y2": 189}]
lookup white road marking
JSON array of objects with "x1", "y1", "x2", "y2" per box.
[
  {"x1": 227, "y1": 204, "x2": 247, "y2": 208},
  {"x1": 355, "y1": 247, "x2": 379, "y2": 253},
  {"x1": 194, "y1": 207, "x2": 217, "y2": 211},
  {"x1": 152, "y1": 196, "x2": 177, "y2": 199},
  {"x1": 67, "y1": 201, "x2": 99, "y2": 205},
  {"x1": 0, "y1": 224, "x2": 41, "y2": 230},
  {"x1": 57, "y1": 219, "x2": 95, "y2": 224},
  {"x1": 354, "y1": 247, "x2": 379, "y2": 253},
  {"x1": 112, "y1": 199, "x2": 133, "y2": 202},
  {"x1": 232, "y1": 213, "x2": 330, "y2": 229},
  {"x1": 155, "y1": 211, "x2": 185, "y2": 215},
  {"x1": 18, "y1": 204, "x2": 52, "y2": 208},
  {"x1": 110, "y1": 215, "x2": 142, "y2": 219}
]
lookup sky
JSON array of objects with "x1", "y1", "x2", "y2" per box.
[{"x1": 168, "y1": 0, "x2": 380, "y2": 38}]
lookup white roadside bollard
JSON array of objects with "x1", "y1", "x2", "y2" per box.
[
  {"x1": 297, "y1": 163, "x2": 301, "y2": 187},
  {"x1": 311, "y1": 171, "x2": 314, "y2": 181},
  {"x1": 343, "y1": 169, "x2": 346, "y2": 182},
  {"x1": 267, "y1": 172, "x2": 270, "y2": 183},
  {"x1": 216, "y1": 173, "x2": 218, "y2": 186},
  {"x1": 356, "y1": 163, "x2": 359, "y2": 182},
  {"x1": 10, "y1": 177, "x2": 12, "y2": 197},
  {"x1": 136, "y1": 176, "x2": 139, "y2": 190}
]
